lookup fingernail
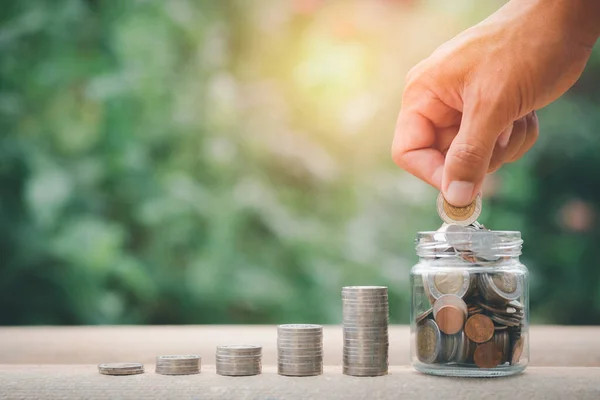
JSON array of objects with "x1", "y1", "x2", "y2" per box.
[
  {"x1": 498, "y1": 127, "x2": 511, "y2": 148},
  {"x1": 445, "y1": 181, "x2": 475, "y2": 206}
]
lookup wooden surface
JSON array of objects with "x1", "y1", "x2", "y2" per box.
[
  {"x1": 1, "y1": 325, "x2": 600, "y2": 400},
  {"x1": 1, "y1": 325, "x2": 599, "y2": 366},
  {"x1": 1, "y1": 365, "x2": 599, "y2": 400}
]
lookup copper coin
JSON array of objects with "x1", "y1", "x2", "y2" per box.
[
  {"x1": 511, "y1": 337, "x2": 525, "y2": 365},
  {"x1": 464, "y1": 314, "x2": 494, "y2": 343},
  {"x1": 473, "y1": 342, "x2": 503, "y2": 369},
  {"x1": 434, "y1": 305, "x2": 464, "y2": 335}
]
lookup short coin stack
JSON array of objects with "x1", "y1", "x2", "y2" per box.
[
  {"x1": 98, "y1": 363, "x2": 144, "y2": 376},
  {"x1": 155, "y1": 355, "x2": 201, "y2": 375},
  {"x1": 277, "y1": 324, "x2": 323, "y2": 376},
  {"x1": 342, "y1": 286, "x2": 389, "y2": 376},
  {"x1": 216, "y1": 345, "x2": 262, "y2": 376}
]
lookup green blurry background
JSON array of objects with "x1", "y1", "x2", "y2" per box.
[{"x1": 2, "y1": 0, "x2": 600, "y2": 326}]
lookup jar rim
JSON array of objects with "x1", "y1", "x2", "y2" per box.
[
  {"x1": 416, "y1": 230, "x2": 521, "y2": 237},
  {"x1": 415, "y1": 230, "x2": 522, "y2": 258}
]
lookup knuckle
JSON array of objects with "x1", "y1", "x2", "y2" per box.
[
  {"x1": 450, "y1": 141, "x2": 489, "y2": 167},
  {"x1": 391, "y1": 142, "x2": 407, "y2": 169}
]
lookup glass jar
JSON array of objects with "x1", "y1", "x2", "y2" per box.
[{"x1": 410, "y1": 229, "x2": 529, "y2": 377}]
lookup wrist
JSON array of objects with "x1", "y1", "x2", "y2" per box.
[{"x1": 545, "y1": 0, "x2": 600, "y2": 49}]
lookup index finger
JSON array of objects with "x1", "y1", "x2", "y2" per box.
[{"x1": 392, "y1": 108, "x2": 445, "y2": 190}]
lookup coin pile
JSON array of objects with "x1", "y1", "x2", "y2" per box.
[
  {"x1": 415, "y1": 193, "x2": 527, "y2": 370},
  {"x1": 342, "y1": 286, "x2": 389, "y2": 377},
  {"x1": 216, "y1": 345, "x2": 262, "y2": 376},
  {"x1": 98, "y1": 363, "x2": 144, "y2": 376},
  {"x1": 416, "y1": 252, "x2": 526, "y2": 369},
  {"x1": 277, "y1": 324, "x2": 323, "y2": 376},
  {"x1": 155, "y1": 355, "x2": 201, "y2": 375}
]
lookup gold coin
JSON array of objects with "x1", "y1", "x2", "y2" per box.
[{"x1": 436, "y1": 192, "x2": 482, "y2": 226}]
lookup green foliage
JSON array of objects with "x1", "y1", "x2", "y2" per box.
[{"x1": 1, "y1": 0, "x2": 600, "y2": 325}]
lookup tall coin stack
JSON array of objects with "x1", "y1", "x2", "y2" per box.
[
  {"x1": 215, "y1": 345, "x2": 262, "y2": 376},
  {"x1": 277, "y1": 324, "x2": 323, "y2": 376},
  {"x1": 155, "y1": 355, "x2": 201, "y2": 375},
  {"x1": 342, "y1": 286, "x2": 389, "y2": 376}
]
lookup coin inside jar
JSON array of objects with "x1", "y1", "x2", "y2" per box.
[
  {"x1": 473, "y1": 342, "x2": 503, "y2": 369},
  {"x1": 437, "y1": 192, "x2": 482, "y2": 226},
  {"x1": 416, "y1": 319, "x2": 442, "y2": 364},
  {"x1": 432, "y1": 294, "x2": 468, "y2": 333},
  {"x1": 426, "y1": 270, "x2": 470, "y2": 300},
  {"x1": 435, "y1": 305, "x2": 464, "y2": 335},
  {"x1": 464, "y1": 314, "x2": 495, "y2": 343},
  {"x1": 511, "y1": 336, "x2": 525, "y2": 365}
]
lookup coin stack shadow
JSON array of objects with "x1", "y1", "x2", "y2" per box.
[
  {"x1": 342, "y1": 286, "x2": 389, "y2": 377},
  {"x1": 216, "y1": 345, "x2": 262, "y2": 376},
  {"x1": 155, "y1": 355, "x2": 201, "y2": 375},
  {"x1": 277, "y1": 324, "x2": 323, "y2": 376}
]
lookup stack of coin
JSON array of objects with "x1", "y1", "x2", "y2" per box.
[
  {"x1": 342, "y1": 286, "x2": 389, "y2": 377},
  {"x1": 155, "y1": 355, "x2": 201, "y2": 375},
  {"x1": 98, "y1": 363, "x2": 144, "y2": 376},
  {"x1": 216, "y1": 345, "x2": 262, "y2": 376},
  {"x1": 277, "y1": 324, "x2": 323, "y2": 376}
]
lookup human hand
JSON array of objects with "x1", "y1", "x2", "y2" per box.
[{"x1": 392, "y1": 0, "x2": 600, "y2": 206}]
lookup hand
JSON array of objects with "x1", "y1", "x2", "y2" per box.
[{"x1": 392, "y1": 0, "x2": 600, "y2": 206}]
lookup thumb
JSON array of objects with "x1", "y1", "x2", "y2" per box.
[{"x1": 442, "y1": 104, "x2": 510, "y2": 206}]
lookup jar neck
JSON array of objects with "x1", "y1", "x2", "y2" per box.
[
  {"x1": 418, "y1": 253, "x2": 520, "y2": 267},
  {"x1": 415, "y1": 230, "x2": 522, "y2": 262}
]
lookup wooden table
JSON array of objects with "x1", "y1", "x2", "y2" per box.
[{"x1": 1, "y1": 325, "x2": 599, "y2": 399}]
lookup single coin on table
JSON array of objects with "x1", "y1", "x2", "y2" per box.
[
  {"x1": 98, "y1": 363, "x2": 144, "y2": 376},
  {"x1": 436, "y1": 192, "x2": 482, "y2": 226}
]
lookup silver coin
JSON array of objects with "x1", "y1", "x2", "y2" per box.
[
  {"x1": 343, "y1": 340, "x2": 389, "y2": 346},
  {"x1": 216, "y1": 365, "x2": 261, "y2": 371},
  {"x1": 508, "y1": 300, "x2": 525, "y2": 310},
  {"x1": 342, "y1": 286, "x2": 387, "y2": 292},
  {"x1": 343, "y1": 354, "x2": 388, "y2": 361},
  {"x1": 277, "y1": 365, "x2": 322, "y2": 370},
  {"x1": 415, "y1": 319, "x2": 442, "y2": 364},
  {"x1": 436, "y1": 192, "x2": 482, "y2": 226},
  {"x1": 425, "y1": 269, "x2": 471, "y2": 300},
  {"x1": 155, "y1": 355, "x2": 200, "y2": 375},
  {"x1": 343, "y1": 367, "x2": 387, "y2": 377},
  {"x1": 278, "y1": 348, "x2": 323, "y2": 354},
  {"x1": 432, "y1": 294, "x2": 468, "y2": 320},
  {"x1": 217, "y1": 370, "x2": 261, "y2": 376},
  {"x1": 479, "y1": 273, "x2": 522, "y2": 302},
  {"x1": 216, "y1": 345, "x2": 261, "y2": 354},
  {"x1": 489, "y1": 313, "x2": 521, "y2": 327},
  {"x1": 98, "y1": 363, "x2": 144, "y2": 376},
  {"x1": 343, "y1": 322, "x2": 388, "y2": 329},
  {"x1": 416, "y1": 308, "x2": 433, "y2": 323},
  {"x1": 278, "y1": 338, "x2": 322, "y2": 343},
  {"x1": 278, "y1": 354, "x2": 323, "y2": 359}
]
